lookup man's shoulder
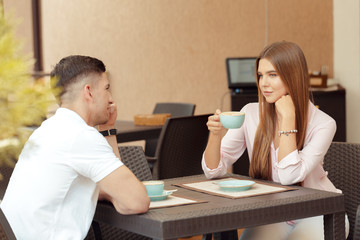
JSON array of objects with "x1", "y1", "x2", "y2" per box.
[{"x1": 33, "y1": 109, "x2": 99, "y2": 149}]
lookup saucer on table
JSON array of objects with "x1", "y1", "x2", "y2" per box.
[
  {"x1": 216, "y1": 180, "x2": 255, "y2": 192},
  {"x1": 149, "y1": 190, "x2": 174, "y2": 201}
]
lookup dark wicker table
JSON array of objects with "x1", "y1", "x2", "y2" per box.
[
  {"x1": 114, "y1": 120, "x2": 162, "y2": 143},
  {"x1": 94, "y1": 174, "x2": 345, "y2": 240}
]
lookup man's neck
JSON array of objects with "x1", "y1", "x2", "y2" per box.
[{"x1": 61, "y1": 103, "x2": 93, "y2": 127}]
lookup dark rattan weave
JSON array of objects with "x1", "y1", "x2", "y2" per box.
[
  {"x1": 0, "y1": 208, "x2": 16, "y2": 240},
  {"x1": 0, "y1": 165, "x2": 16, "y2": 240},
  {"x1": 118, "y1": 146, "x2": 152, "y2": 181},
  {"x1": 87, "y1": 146, "x2": 152, "y2": 240},
  {"x1": 354, "y1": 205, "x2": 360, "y2": 240},
  {"x1": 151, "y1": 114, "x2": 211, "y2": 180},
  {"x1": 145, "y1": 102, "x2": 196, "y2": 158},
  {"x1": 324, "y1": 142, "x2": 360, "y2": 240},
  {"x1": 0, "y1": 166, "x2": 14, "y2": 200}
]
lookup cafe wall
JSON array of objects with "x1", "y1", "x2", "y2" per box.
[
  {"x1": 37, "y1": 0, "x2": 333, "y2": 119},
  {"x1": 2, "y1": 0, "x2": 33, "y2": 57},
  {"x1": 8, "y1": 0, "x2": 353, "y2": 140}
]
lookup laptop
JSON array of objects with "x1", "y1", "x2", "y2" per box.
[{"x1": 226, "y1": 57, "x2": 257, "y2": 93}]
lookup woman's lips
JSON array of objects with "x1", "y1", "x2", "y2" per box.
[{"x1": 263, "y1": 91, "x2": 272, "y2": 97}]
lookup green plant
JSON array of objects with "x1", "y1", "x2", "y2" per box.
[{"x1": 0, "y1": 7, "x2": 56, "y2": 179}]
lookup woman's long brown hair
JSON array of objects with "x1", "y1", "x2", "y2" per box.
[{"x1": 249, "y1": 41, "x2": 310, "y2": 180}]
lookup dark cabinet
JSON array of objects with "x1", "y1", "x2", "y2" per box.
[
  {"x1": 311, "y1": 85, "x2": 346, "y2": 142},
  {"x1": 231, "y1": 84, "x2": 346, "y2": 176}
]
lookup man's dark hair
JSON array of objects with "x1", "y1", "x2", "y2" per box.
[{"x1": 50, "y1": 55, "x2": 106, "y2": 101}]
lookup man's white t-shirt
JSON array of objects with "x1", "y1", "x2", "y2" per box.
[{"x1": 1, "y1": 108, "x2": 122, "y2": 239}]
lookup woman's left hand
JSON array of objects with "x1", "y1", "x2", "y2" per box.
[{"x1": 275, "y1": 95, "x2": 295, "y2": 121}]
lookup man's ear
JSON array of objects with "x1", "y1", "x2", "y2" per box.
[{"x1": 83, "y1": 84, "x2": 93, "y2": 102}]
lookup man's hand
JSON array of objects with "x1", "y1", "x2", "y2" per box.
[{"x1": 98, "y1": 103, "x2": 117, "y2": 131}]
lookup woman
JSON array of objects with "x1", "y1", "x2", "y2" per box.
[{"x1": 202, "y1": 41, "x2": 349, "y2": 239}]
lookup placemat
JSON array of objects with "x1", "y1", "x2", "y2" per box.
[
  {"x1": 174, "y1": 177, "x2": 297, "y2": 199},
  {"x1": 149, "y1": 194, "x2": 207, "y2": 209}
]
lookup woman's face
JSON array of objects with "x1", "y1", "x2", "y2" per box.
[{"x1": 257, "y1": 58, "x2": 287, "y2": 103}]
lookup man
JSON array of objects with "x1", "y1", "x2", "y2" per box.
[{"x1": 0, "y1": 55, "x2": 150, "y2": 239}]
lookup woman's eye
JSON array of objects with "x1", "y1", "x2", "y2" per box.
[{"x1": 269, "y1": 73, "x2": 277, "y2": 77}]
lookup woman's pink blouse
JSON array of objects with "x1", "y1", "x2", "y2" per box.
[{"x1": 202, "y1": 102, "x2": 340, "y2": 193}]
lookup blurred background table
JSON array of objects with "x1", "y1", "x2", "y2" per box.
[{"x1": 114, "y1": 120, "x2": 162, "y2": 143}]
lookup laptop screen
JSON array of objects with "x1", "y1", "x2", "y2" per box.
[{"x1": 226, "y1": 57, "x2": 257, "y2": 93}]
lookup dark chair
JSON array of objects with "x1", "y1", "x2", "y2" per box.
[
  {"x1": 232, "y1": 150, "x2": 250, "y2": 176},
  {"x1": 0, "y1": 163, "x2": 16, "y2": 239},
  {"x1": 148, "y1": 114, "x2": 214, "y2": 239},
  {"x1": 0, "y1": 208, "x2": 16, "y2": 240},
  {"x1": 87, "y1": 146, "x2": 152, "y2": 240},
  {"x1": 355, "y1": 206, "x2": 360, "y2": 240},
  {"x1": 324, "y1": 142, "x2": 360, "y2": 240},
  {"x1": 118, "y1": 146, "x2": 152, "y2": 181},
  {"x1": 145, "y1": 102, "x2": 196, "y2": 158},
  {"x1": 0, "y1": 165, "x2": 14, "y2": 200},
  {"x1": 149, "y1": 114, "x2": 210, "y2": 180}
]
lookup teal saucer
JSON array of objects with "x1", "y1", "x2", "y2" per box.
[
  {"x1": 216, "y1": 180, "x2": 255, "y2": 192},
  {"x1": 149, "y1": 190, "x2": 173, "y2": 201}
]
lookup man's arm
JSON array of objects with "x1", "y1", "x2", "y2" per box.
[
  {"x1": 98, "y1": 166, "x2": 150, "y2": 214},
  {"x1": 97, "y1": 104, "x2": 150, "y2": 214},
  {"x1": 97, "y1": 104, "x2": 120, "y2": 159}
]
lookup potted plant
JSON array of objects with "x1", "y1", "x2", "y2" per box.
[{"x1": 0, "y1": 7, "x2": 56, "y2": 180}]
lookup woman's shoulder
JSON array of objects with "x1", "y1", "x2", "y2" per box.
[
  {"x1": 240, "y1": 103, "x2": 259, "y2": 122},
  {"x1": 308, "y1": 102, "x2": 336, "y2": 128},
  {"x1": 241, "y1": 102, "x2": 259, "y2": 112}
]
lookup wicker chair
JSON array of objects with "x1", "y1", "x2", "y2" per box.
[
  {"x1": 145, "y1": 102, "x2": 196, "y2": 158},
  {"x1": 0, "y1": 165, "x2": 14, "y2": 200},
  {"x1": 323, "y1": 142, "x2": 360, "y2": 240},
  {"x1": 0, "y1": 165, "x2": 16, "y2": 239},
  {"x1": 87, "y1": 146, "x2": 152, "y2": 240},
  {"x1": 355, "y1": 206, "x2": 360, "y2": 240},
  {"x1": 149, "y1": 114, "x2": 210, "y2": 180},
  {"x1": 0, "y1": 208, "x2": 16, "y2": 240}
]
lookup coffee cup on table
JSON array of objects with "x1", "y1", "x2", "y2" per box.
[
  {"x1": 219, "y1": 111, "x2": 245, "y2": 129},
  {"x1": 142, "y1": 180, "x2": 164, "y2": 196}
]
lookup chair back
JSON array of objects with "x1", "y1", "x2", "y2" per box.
[
  {"x1": 355, "y1": 206, "x2": 360, "y2": 240},
  {"x1": 0, "y1": 208, "x2": 16, "y2": 240},
  {"x1": 152, "y1": 114, "x2": 211, "y2": 180},
  {"x1": 324, "y1": 142, "x2": 360, "y2": 240},
  {"x1": 152, "y1": 102, "x2": 196, "y2": 117},
  {"x1": 232, "y1": 150, "x2": 250, "y2": 176},
  {"x1": 0, "y1": 166, "x2": 14, "y2": 200},
  {"x1": 145, "y1": 102, "x2": 196, "y2": 157},
  {"x1": 118, "y1": 146, "x2": 152, "y2": 181}
]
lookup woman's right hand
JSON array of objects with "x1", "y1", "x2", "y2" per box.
[{"x1": 206, "y1": 109, "x2": 225, "y2": 135}]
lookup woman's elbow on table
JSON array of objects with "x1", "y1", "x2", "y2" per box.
[{"x1": 278, "y1": 170, "x2": 304, "y2": 186}]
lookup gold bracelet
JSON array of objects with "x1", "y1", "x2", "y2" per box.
[{"x1": 278, "y1": 129, "x2": 298, "y2": 137}]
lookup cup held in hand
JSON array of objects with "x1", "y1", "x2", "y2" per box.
[
  {"x1": 142, "y1": 180, "x2": 164, "y2": 196},
  {"x1": 220, "y1": 111, "x2": 245, "y2": 129}
]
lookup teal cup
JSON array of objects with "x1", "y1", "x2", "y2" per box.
[
  {"x1": 142, "y1": 180, "x2": 164, "y2": 196},
  {"x1": 219, "y1": 111, "x2": 245, "y2": 129}
]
